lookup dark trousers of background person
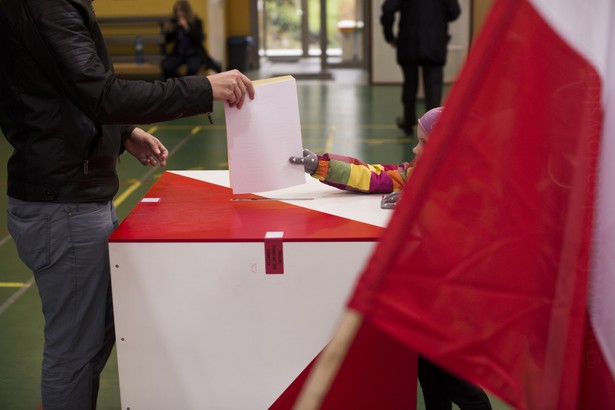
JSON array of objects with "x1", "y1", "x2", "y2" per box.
[
  {"x1": 162, "y1": 52, "x2": 221, "y2": 79},
  {"x1": 401, "y1": 63, "x2": 445, "y2": 129},
  {"x1": 161, "y1": 53, "x2": 203, "y2": 79},
  {"x1": 418, "y1": 356, "x2": 493, "y2": 410},
  {"x1": 7, "y1": 198, "x2": 118, "y2": 410}
]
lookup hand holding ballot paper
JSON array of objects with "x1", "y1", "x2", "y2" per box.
[{"x1": 224, "y1": 76, "x2": 306, "y2": 194}]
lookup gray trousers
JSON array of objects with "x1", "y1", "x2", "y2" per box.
[{"x1": 7, "y1": 198, "x2": 118, "y2": 410}]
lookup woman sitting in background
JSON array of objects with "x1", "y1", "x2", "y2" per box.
[{"x1": 161, "y1": 0, "x2": 222, "y2": 79}]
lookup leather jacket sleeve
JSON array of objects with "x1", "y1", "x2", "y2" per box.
[
  {"x1": 24, "y1": 0, "x2": 213, "y2": 124},
  {"x1": 0, "y1": 0, "x2": 216, "y2": 202}
]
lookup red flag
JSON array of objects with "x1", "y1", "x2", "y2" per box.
[{"x1": 347, "y1": 0, "x2": 615, "y2": 409}]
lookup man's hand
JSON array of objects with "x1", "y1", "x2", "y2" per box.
[
  {"x1": 178, "y1": 16, "x2": 189, "y2": 30},
  {"x1": 124, "y1": 127, "x2": 169, "y2": 167},
  {"x1": 207, "y1": 70, "x2": 255, "y2": 109}
]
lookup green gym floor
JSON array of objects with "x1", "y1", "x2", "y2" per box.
[{"x1": 0, "y1": 64, "x2": 510, "y2": 409}]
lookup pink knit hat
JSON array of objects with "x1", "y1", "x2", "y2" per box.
[{"x1": 417, "y1": 106, "x2": 445, "y2": 136}]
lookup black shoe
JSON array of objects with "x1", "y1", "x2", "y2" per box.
[{"x1": 396, "y1": 117, "x2": 414, "y2": 136}]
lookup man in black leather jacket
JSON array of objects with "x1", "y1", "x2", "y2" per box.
[{"x1": 0, "y1": 0, "x2": 254, "y2": 408}]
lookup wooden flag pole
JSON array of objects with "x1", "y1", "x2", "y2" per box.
[{"x1": 292, "y1": 309, "x2": 364, "y2": 410}]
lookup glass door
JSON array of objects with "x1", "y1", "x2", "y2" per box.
[
  {"x1": 325, "y1": 0, "x2": 366, "y2": 67},
  {"x1": 258, "y1": 0, "x2": 307, "y2": 59},
  {"x1": 256, "y1": 0, "x2": 367, "y2": 68}
]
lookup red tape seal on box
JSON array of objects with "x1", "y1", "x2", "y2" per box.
[{"x1": 264, "y1": 232, "x2": 284, "y2": 274}]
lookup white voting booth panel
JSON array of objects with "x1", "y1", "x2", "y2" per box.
[
  {"x1": 109, "y1": 171, "x2": 394, "y2": 409},
  {"x1": 110, "y1": 241, "x2": 375, "y2": 409}
]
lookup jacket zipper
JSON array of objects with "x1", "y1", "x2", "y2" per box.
[{"x1": 84, "y1": 124, "x2": 102, "y2": 175}]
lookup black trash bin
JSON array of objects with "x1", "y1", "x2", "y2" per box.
[{"x1": 227, "y1": 36, "x2": 254, "y2": 71}]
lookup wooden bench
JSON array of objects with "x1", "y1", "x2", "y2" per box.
[
  {"x1": 98, "y1": 16, "x2": 215, "y2": 80},
  {"x1": 110, "y1": 62, "x2": 163, "y2": 79}
]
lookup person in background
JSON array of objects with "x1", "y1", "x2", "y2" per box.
[
  {"x1": 290, "y1": 107, "x2": 492, "y2": 409},
  {"x1": 161, "y1": 0, "x2": 222, "y2": 79},
  {"x1": 0, "y1": 0, "x2": 253, "y2": 408},
  {"x1": 381, "y1": 0, "x2": 461, "y2": 136}
]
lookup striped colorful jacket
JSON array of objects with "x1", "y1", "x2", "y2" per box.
[{"x1": 311, "y1": 153, "x2": 415, "y2": 193}]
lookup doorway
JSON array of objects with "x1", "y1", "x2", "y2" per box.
[{"x1": 253, "y1": 0, "x2": 369, "y2": 72}]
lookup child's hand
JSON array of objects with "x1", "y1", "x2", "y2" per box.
[
  {"x1": 289, "y1": 148, "x2": 318, "y2": 174},
  {"x1": 380, "y1": 191, "x2": 402, "y2": 210}
]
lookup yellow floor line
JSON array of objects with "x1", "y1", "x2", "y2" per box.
[
  {"x1": 149, "y1": 124, "x2": 225, "y2": 131},
  {"x1": 0, "y1": 282, "x2": 31, "y2": 288},
  {"x1": 113, "y1": 125, "x2": 201, "y2": 208},
  {"x1": 113, "y1": 180, "x2": 142, "y2": 208},
  {"x1": 325, "y1": 125, "x2": 336, "y2": 153},
  {"x1": 0, "y1": 277, "x2": 36, "y2": 316}
]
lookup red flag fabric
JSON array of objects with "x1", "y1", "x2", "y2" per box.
[{"x1": 347, "y1": 0, "x2": 615, "y2": 409}]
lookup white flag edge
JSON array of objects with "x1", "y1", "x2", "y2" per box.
[{"x1": 529, "y1": 0, "x2": 615, "y2": 383}]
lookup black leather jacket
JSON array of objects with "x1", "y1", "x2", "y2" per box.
[{"x1": 0, "y1": 0, "x2": 214, "y2": 202}]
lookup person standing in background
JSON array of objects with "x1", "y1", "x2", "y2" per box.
[
  {"x1": 0, "y1": 0, "x2": 253, "y2": 408},
  {"x1": 161, "y1": 0, "x2": 222, "y2": 79},
  {"x1": 381, "y1": 0, "x2": 461, "y2": 136}
]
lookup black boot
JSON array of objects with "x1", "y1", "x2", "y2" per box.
[{"x1": 396, "y1": 117, "x2": 414, "y2": 136}]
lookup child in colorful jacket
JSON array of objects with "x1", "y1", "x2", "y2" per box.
[{"x1": 290, "y1": 106, "x2": 441, "y2": 209}]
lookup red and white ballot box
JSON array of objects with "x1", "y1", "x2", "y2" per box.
[{"x1": 109, "y1": 170, "x2": 417, "y2": 409}]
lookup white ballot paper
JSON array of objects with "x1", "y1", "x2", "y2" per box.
[{"x1": 224, "y1": 75, "x2": 306, "y2": 194}]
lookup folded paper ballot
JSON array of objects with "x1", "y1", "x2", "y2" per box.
[{"x1": 224, "y1": 75, "x2": 306, "y2": 194}]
